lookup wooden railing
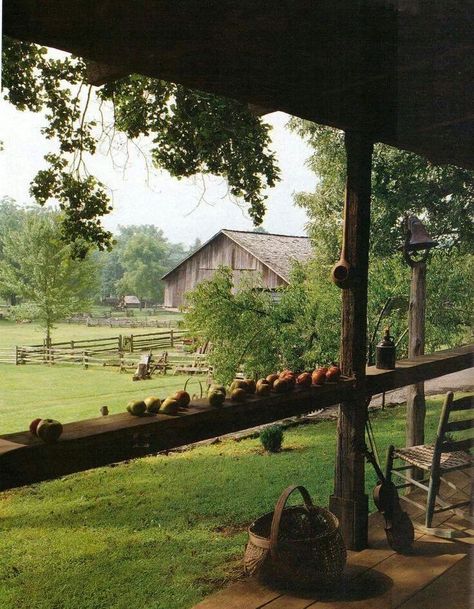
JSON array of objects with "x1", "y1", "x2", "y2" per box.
[{"x1": 0, "y1": 344, "x2": 472, "y2": 490}]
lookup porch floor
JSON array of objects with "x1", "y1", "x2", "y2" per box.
[{"x1": 192, "y1": 469, "x2": 472, "y2": 609}]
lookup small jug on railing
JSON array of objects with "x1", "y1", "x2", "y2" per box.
[{"x1": 376, "y1": 327, "x2": 396, "y2": 370}]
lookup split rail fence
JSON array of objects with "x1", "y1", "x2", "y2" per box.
[{"x1": 0, "y1": 329, "x2": 191, "y2": 369}]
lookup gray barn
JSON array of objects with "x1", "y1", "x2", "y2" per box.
[{"x1": 162, "y1": 229, "x2": 312, "y2": 309}]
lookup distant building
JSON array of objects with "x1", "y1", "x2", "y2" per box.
[
  {"x1": 120, "y1": 295, "x2": 141, "y2": 309},
  {"x1": 162, "y1": 229, "x2": 312, "y2": 309}
]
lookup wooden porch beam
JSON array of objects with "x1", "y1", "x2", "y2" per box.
[{"x1": 329, "y1": 131, "x2": 374, "y2": 551}]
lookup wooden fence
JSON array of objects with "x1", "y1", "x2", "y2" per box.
[
  {"x1": 66, "y1": 316, "x2": 179, "y2": 328},
  {"x1": 1, "y1": 329, "x2": 189, "y2": 368}
]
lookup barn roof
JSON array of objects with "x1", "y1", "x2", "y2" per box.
[
  {"x1": 123, "y1": 295, "x2": 140, "y2": 305},
  {"x1": 161, "y1": 229, "x2": 312, "y2": 283}
]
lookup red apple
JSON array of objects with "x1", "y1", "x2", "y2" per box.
[
  {"x1": 29, "y1": 418, "x2": 42, "y2": 436},
  {"x1": 173, "y1": 390, "x2": 191, "y2": 408},
  {"x1": 296, "y1": 372, "x2": 312, "y2": 387},
  {"x1": 312, "y1": 368, "x2": 327, "y2": 386},
  {"x1": 326, "y1": 365, "x2": 341, "y2": 382}
]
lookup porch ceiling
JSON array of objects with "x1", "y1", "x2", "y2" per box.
[{"x1": 3, "y1": 0, "x2": 473, "y2": 169}]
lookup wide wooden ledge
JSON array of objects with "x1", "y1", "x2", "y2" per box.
[{"x1": 0, "y1": 344, "x2": 472, "y2": 490}]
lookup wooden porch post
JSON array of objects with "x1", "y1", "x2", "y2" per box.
[
  {"x1": 406, "y1": 261, "x2": 427, "y2": 476},
  {"x1": 329, "y1": 130, "x2": 373, "y2": 551}
]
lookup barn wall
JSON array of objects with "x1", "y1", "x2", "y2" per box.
[{"x1": 163, "y1": 233, "x2": 286, "y2": 308}]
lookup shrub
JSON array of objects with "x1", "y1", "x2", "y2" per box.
[{"x1": 260, "y1": 425, "x2": 284, "y2": 453}]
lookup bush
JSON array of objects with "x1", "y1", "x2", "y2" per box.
[{"x1": 260, "y1": 425, "x2": 284, "y2": 453}]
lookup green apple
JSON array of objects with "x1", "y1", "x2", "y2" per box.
[{"x1": 36, "y1": 419, "x2": 63, "y2": 444}]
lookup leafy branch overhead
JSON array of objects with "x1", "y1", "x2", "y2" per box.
[{"x1": 2, "y1": 37, "x2": 280, "y2": 251}]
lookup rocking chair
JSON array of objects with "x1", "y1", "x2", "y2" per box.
[{"x1": 386, "y1": 391, "x2": 473, "y2": 538}]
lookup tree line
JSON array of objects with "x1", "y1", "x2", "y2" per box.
[{"x1": 0, "y1": 198, "x2": 196, "y2": 342}]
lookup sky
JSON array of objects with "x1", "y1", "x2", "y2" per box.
[{"x1": 0, "y1": 93, "x2": 317, "y2": 246}]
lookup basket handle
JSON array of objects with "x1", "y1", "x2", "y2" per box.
[{"x1": 269, "y1": 485, "x2": 314, "y2": 560}]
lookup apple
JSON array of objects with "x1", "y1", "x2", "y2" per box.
[
  {"x1": 273, "y1": 378, "x2": 290, "y2": 393},
  {"x1": 230, "y1": 380, "x2": 248, "y2": 393},
  {"x1": 127, "y1": 400, "x2": 147, "y2": 416},
  {"x1": 230, "y1": 388, "x2": 247, "y2": 402},
  {"x1": 265, "y1": 374, "x2": 279, "y2": 388},
  {"x1": 209, "y1": 384, "x2": 226, "y2": 397},
  {"x1": 160, "y1": 397, "x2": 180, "y2": 415},
  {"x1": 208, "y1": 389, "x2": 226, "y2": 407},
  {"x1": 243, "y1": 379, "x2": 256, "y2": 394},
  {"x1": 296, "y1": 372, "x2": 312, "y2": 387},
  {"x1": 29, "y1": 418, "x2": 42, "y2": 436},
  {"x1": 256, "y1": 381, "x2": 271, "y2": 396},
  {"x1": 326, "y1": 365, "x2": 341, "y2": 382},
  {"x1": 144, "y1": 396, "x2": 161, "y2": 414},
  {"x1": 36, "y1": 419, "x2": 63, "y2": 444},
  {"x1": 173, "y1": 390, "x2": 191, "y2": 408},
  {"x1": 312, "y1": 368, "x2": 327, "y2": 385}
]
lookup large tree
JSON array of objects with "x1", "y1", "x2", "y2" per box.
[
  {"x1": 0, "y1": 211, "x2": 98, "y2": 343},
  {"x1": 0, "y1": 197, "x2": 27, "y2": 304},
  {"x1": 289, "y1": 121, "x2": 474, "y2": 261},
  {"x1": 2, "y1": 38, "x2": 279, "y2": 253}
]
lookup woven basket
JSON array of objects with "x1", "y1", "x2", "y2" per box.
[{"x1": 244, "y1": 485, "x2": 346, "y2": 589}]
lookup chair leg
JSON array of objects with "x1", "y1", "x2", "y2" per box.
[
  {"x1": 425, "y1": 473, "x2": 440, "y2": 528},
  {"x1": 385, "y1": 445, "x2": 395, "y2": 483}
]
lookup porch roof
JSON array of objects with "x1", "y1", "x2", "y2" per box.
[{"x1": 3, "y1": 0, "x2": 473, "y2": 169}]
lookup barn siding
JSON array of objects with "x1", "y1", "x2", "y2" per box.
[{"x1": 163, "y1": 233, "x2": 286, "y2": 308}]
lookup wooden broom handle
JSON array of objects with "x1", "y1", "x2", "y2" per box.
[{"x1": 270, "y1": 485, "x2": 314, "y2": 560}]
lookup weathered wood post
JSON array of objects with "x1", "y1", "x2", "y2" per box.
[
  {"x1": 406, "y1": 260, "x2": 427, "y2": 449},
  {"x1": 170, "y1": 329, "x2": 174, "y2": 348},
  {"x1": 329, "y1": 130, "x2": 373, "y2": 551}
]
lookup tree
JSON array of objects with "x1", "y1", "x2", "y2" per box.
[
  {"x1": 288, "y1": 121, "x2": 474, "y2": 261},
  {"x1": 0, "y1": 211, "x2": 99, "y2": 343},
  {"x1": 2, "y1": 38, "x2": 280, "y2": 252},
  {"x1": 97, "y1": 224, "x2": 191, "y2": 303},
  {"x1": 184, "y1": 250, "x2": 472, "y2": 382},
  {"x1": 116, "y1": 232, "x2": 169, "y2": 303},
  {"x1": 0, "y1": 197, "x2": 27, "y2": 304}
]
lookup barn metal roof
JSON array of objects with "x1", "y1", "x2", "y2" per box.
[{"x1": 161, "y1": 229, "x2": 312, "y2": 283}]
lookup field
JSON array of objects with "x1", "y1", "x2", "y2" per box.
[
  {"x1": 0, "y1": 397, "x2": 449, "y2": 609},
  {"x1": 0, "y1": 314, "x2": 182, "y2": 349},
  {"x1": 0, "y1": 315, "x2": 202, "y2": 434},
  {"x1": 0, "y1": 364, "x2": 207, "y2": 433}
]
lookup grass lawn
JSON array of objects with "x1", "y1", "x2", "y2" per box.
[
  {"x1": 0, "y1": 315, "x2": 182, "y2": 349},
  {"x1": 0, "y1": 397, "x2": 453, "y2": 609},
  {"x1": 0, "y1": 364, "x2": 207, "y2": 433}
]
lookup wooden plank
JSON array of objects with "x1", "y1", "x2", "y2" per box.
[
  {"x1": 366, "y1": 345, "x2": 473, "y2": 395},
  {"x1": 0, "y1": 380, "x2": 355, "y2": 490},
  {"x1": 303, "y1": 542, "x2": 467, "y2": 608},
  {"x1": 1, "y1": 345, "x2": 472, "y2": 490},
  {"x1": 192, "y1": 579, "x2": 280, "y2": 609},
  {"x1": 397, "y1": 555, "x2": 472, "y2": 609}
]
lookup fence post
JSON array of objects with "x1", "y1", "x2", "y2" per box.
[
  {"x1": 118, "y1": 335, "x2": 123, "y2": 353},
  {"x1": 120, "y1": 352, "x2": 125, "y2": 373},
  {"x1": 83, "y1": 350, "x2": 89, "y2": 369},
  {"x1": 71, "y1": 340, "x2": 75, "y2": 350},
  {"x1": 15, "y1": 345, "x2": 19, "y2": 365},
  {"x1": 170, "y1": 329, "x2": 174, "y2": 348},
  {"x1": 130, "y1": 334, "x2": 134, "y2": 353}
]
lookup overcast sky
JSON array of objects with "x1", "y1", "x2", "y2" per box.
[{"x1": 0, "y1": 95, "x2": 316, "y2": 246}]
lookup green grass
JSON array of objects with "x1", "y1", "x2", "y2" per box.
[
  {"x1": 0, "y1": 364, "x2": 206, "y2": 433},
  {"x1": 0, "y1": 315, "x2": 182, "y2": 349},
  {"x1": 0, "y1": 397, "x2": 452, "y2": 609}
]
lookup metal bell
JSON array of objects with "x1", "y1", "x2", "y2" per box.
[{"x1": 405, "y1": 216, "x2": 437, "y2": 253}]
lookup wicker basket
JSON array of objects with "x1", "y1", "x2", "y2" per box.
[{"x1": 244, "y1": 485, "x2": 346, "y2": 589}]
